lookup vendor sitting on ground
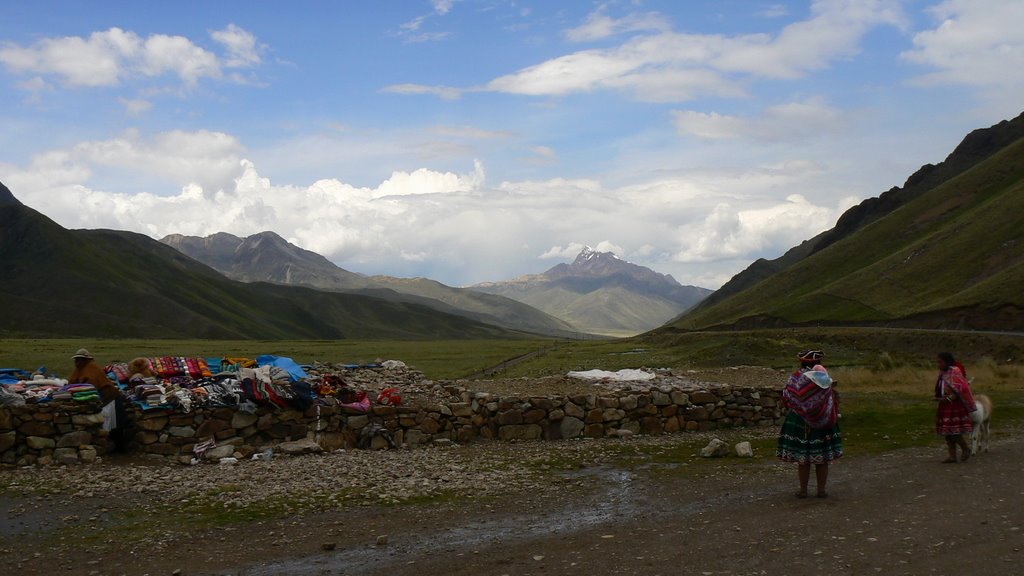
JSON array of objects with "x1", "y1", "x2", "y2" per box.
[{"x1": 69, "y1": 348, "x2": 119, "y2": 403}]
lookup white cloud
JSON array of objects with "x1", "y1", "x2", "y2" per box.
[
  {"x1": 902, "y1": 0, "x2": 1024, "y2": 89},
  {"x1": 432, "y1": 0, "x2": 455, "y2": 15},
  {"x1": 758, "y1": 4, "x2": 790, "y2": 19},
  {"x1": 210, "y1": 24, "x2": 262, "y2": 68},
  {"x1": 430, "y1": 125, "x2": 513, "y2": 139},
  {"x1": 397, "y1": 0, "x2": 905, "y2": 102},
  {"x1": 540, "y1": 242, "x2": 586, "y2": 259},
  {"x1": 539, "y1": 240, "x2": 623, "y2": 260},
  {"x1": 5, "y1": 129, "x2": 855, "y2": 289},
  {"x1": 118, "y1": 97, "x2": 153, "y2": 116},
  {"x1": 673, "y1": 98, "x2": 844, "y2": 141},
  {"x1": 381, "y1": 83, "x2": 462, "y2": 99},
  {"x1": 565, "y1": 8, "x2": 670, "y2": 42},
  {"x1": 0, "y1": 25, "x2": 263, "y2": 89},
  {"x1": 672, "y1": 194, "x2": 839, "y2": 263},
  {"x1": 525, "y1": 145, "x2": 558, "y2": 164}
]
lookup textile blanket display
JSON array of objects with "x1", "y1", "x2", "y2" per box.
[{"x1": 0, "y1": 354, "x2": 405, "y2": 420}]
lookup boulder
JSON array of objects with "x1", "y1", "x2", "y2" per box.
[
  {"x1": 138, "y1": 416, "x2": 169, "y2": 431},
  {"x1": 671, "y1": 391, "x2": 690, "y2": 405},
  {"x1": 232, "y1": 412, "x2": 258, "y2": 429},
  {"x1": 690, "y1": 391, "x2": 718, "y2": 404},
  {"x1": 498, "y1": 424, "x2": 542, "y2": 442},
  {"x1": 54, "y1": 447, "x2": 79, "y2": 465},
  {"x1": 0, "y1": 431, "x2": 15, "y2": 452},
  {"x1": 18, "y1": 421, "x2": 54, "y2": 436},
  {"x1": 522, "y1": 409, "x2": 547, "y2": 424},
  {"x1": 559, "y1": 417, "x2": 585, "y2": 439},
  {"x1": 563, "y1": 402, "x2": 585, "y2": 419},
  {"x1": 57, "y1": 430, "x2": 93, "y2": 448},
  {"x1": 619, "y1": 395, "x2": 638, "y2": 411},
  {"x1": 651, "y1": 391, "x2": 671, "y2": 406},
  {"x1": 347, "y1": 415, "x2": 369, "y2": 429},
  {"x1": 496, "y1": 410, "x2": 522, "y2": 426},
  {"x1": 196, "y1": 419, "x2": 229, "y2": 437},
  {"x1": 204, "y1": 445, "x2": 237, "y2": 460},
  {"x1": 168, "y1": 426, "x2": 196, "y2": 438},
  {"x1": 278, "y1": 438, "x2": 322, "y2": 455},
  {"x1": 71, "y1": 413, "x2": 105, "y2": 426},
  {"x1": 26, "y1": 436, "x2": 56, "y2": 450},
  {"x1": 0, "y1": 408, "x2": 13, "y2": 431},
  {"x1": 735, "y1": 441, "x2": 754, "y2": 458},
  {"x1": 700, "y1": 438, "x2": 729, "y2": 458},
  {"x1": 79, "y1": 446, "x2": 98, "y2": 463}
]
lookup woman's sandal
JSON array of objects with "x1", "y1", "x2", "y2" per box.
[
  {"x1": 795, "y1": 492, "x2": 808, "y2": 499},
  {"x1": 817, "y1": 492, "x2": 829, "y2": 499},
  {"x1": 941, "y1": 457, "x2": 958, "y2": 464},
  {"x1": 961, "y1": 449, "x2": 972, "y2": 462}
]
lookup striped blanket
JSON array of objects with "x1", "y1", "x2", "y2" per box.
[{"x1": 782, "y1": 369, "x2": 839, "y2": 430}]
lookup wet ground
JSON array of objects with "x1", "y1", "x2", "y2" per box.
[{"x1": 4, "y1": 430, "x2": 1022, "y2": 576}]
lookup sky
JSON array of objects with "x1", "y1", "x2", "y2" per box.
[{"x1": 1, "y1": 0, "x2": 1022, "y2": 289}]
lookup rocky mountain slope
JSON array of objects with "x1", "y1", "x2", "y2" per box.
[
  {"x1": 162, "y1": 232, "x2": 578, "y2": 337},
  {"x1": 473, "y1": 247, "x2": 711, "y2": 336}
]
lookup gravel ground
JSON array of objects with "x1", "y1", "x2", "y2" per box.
[{"x1": 4, "y1": 428, "x2": 1021, "y2": 576}]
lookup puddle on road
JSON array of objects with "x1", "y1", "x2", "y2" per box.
[
  {"x1": 239, "y1": 463, "x2": 754, "y2": 576},
  {"x1": 240, "y1": 467, "x2": 649, "y2": 576}
]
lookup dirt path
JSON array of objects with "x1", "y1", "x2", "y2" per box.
[
  {"x1": 4, "y1": 434, "x2": 1023, "y2": 576},
  {"x1": 235, "y1": 438, "x2": 1024, "y2": 576}
]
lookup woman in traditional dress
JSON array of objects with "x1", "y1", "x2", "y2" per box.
[
  {"x1": 777, "y1": 350, "x2": 843, "y2": 498},
  {"x1": 935, "y1": 352, "x2": 975, "y2": 463}
]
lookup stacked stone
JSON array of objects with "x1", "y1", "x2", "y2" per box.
[
  {"x1": 1, "y1": 381, "x2": 782, "y2": 465},
  {"x1": 0, "y1": 403, "x2": 106, "y2": 466}
]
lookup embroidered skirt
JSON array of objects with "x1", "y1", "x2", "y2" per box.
[
  {"x1": 777, "y1": 411, "x2": 843, "y2": 464},
  {"x1": 936, "y1": 400, "x2": 974, "y2": 436}
]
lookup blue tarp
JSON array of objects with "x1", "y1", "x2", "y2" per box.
[{"x1": 255, "y1": 355, "x2": 308, "y2": 382}]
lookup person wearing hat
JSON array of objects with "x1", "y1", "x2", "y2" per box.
[
  {"x1": 776, "y1": 350, "x2": 843, "y2": 498},
  {"x1": 69, "y1": 348, "x2": 131, "y2": 452},
  {"x1": 68, "y1": 348, "x2": 119, "y2": 403}
]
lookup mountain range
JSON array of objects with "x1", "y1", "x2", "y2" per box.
[
  {"x1": 667, "y1": 111, "x2": 1024, "y2": 332},
  {"x1": 472, "y1": 247, "x2": 711, "y2": 337},
  {"x1": 0, "y1": 183, "x2": 518, "y2": 340},
  {"x1": 161, "y1": 231, "x2": 579, "y2": 337}
]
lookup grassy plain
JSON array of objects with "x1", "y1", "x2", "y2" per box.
[{"x1": 0, "y1": 338, "x2": 553, "y2": 381}]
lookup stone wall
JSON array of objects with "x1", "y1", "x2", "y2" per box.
[{"x1": 0, "y1": 382, "x2": 783, "y2": 466}]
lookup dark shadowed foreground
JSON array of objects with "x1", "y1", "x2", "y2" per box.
[{"x1": 3, "y1": 430, "x2": 1022, "y2": 576}]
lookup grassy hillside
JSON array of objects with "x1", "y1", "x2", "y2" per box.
[
  {"x1": 487, "y1": 283, "x2": 688, "y2": 338},
  {"x1": 669, "y1": 132, "x2": 1024, "y2": 331},
  {"x1": 693, "y1": 111, "x2": 1024, "y2": 315},
  {"x1": 0, "y1": 196, "x2": 521, "y2": 340},
  {"x1": 367, "y1": 276, "x2": 580, "y2": 337}
]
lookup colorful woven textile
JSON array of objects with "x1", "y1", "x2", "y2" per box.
[
  {"x1": 777, "y1": 411, "x2": 843, "y2": 464},
  {"x1": 935, "y1": 366, "x2": 975, "y2": 435},
  {"x1": 781, "y1": 369, "x2": 838, "y2": 431}
]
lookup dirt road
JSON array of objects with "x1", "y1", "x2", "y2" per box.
[
  {"x1": 238, "y1": 437, "x2": 1023, "y2": 576},
  {"x1": 4, "y1": 433, "x2": 1023, "y2": 576}
]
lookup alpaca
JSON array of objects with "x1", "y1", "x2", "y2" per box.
[{"x1": 971, "y1": 394, "x2": 993, "y2": 453}]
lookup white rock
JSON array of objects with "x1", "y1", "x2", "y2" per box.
[
  {"x1": 700, "y1": 438, "x2": 729, "y2": 458},
  {"x1": 735, "y1": 441, "x2": 754, "y2": 458}
]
